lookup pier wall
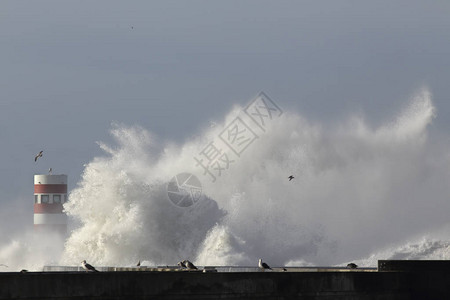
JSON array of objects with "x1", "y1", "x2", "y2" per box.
[{"x1": 1, "y1": 269, "x2": 450, "y2": 300}]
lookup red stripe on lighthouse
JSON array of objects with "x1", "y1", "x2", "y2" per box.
[
  {"x1": 34, "y1": 184, "x2": 67, "y2": 194},
  {"x1": 34, "y1": 203, "x2": 64, "y2": 214}
]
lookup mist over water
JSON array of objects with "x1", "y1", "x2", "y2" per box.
[
  {"x1": 2, "y1": 88, "x2": 450, "y2": 270},
  {"x1": 0, "y1": 231, "x2": 65, "y2": 271}
]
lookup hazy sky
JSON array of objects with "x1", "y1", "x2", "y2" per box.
[{"x1": 1, "y1": 1, "x2": 450, "y2": 227}]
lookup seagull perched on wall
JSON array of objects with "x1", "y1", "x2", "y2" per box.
[
  {"x1": 347, "y1": 263, "x2": 358, "y2": 269},
  {"x1": 81, "y1": 260, "x2": 99, "y2": 272},
  {"x1": 34, "y1": 151, "x2": 43, "y2": 162},
  {"x1": 48, "y1": 168, "x2": 52, "y2": 175},
  {"x1": 137, "y1": 260, "x2": 140, "y2": 267},
  {"x1": 183, "y1": 260, "x2": 198, "y2": 270},
  {"x1": 258, "y1": 259, "x2": 272, "y2": 271},
  {"x1": 288, "y1": 175, "x2": 294, "y2": 181},
  {"x1": 177, "y1": 261, "x2": 187, "y2": 269}
]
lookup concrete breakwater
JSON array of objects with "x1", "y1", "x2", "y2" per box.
[{"x1": 0, "y1": 261, "x2": 449, "y2": 299}]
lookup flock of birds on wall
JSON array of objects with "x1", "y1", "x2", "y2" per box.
[
  {"x1": 77, "y1": 259, "x2": 358, "y2": 273},
  {"x1": 78, "y1": 259, "x2": 275, "y2": 272},
  {"x1": 0, "y1": 259, "x2": 358, "y2": 273}
]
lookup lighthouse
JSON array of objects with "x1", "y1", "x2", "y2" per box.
[{"x1": 34, "y1": 174, "x2": 68, "y2": 236}]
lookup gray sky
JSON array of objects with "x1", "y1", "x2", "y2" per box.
[{"x1": 1, "y1": 1, "x2": 450, "y2": 229}]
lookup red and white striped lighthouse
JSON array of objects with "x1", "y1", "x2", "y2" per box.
[{"x1": 34, "y1": 174, "x2": 68, "y2": 236}]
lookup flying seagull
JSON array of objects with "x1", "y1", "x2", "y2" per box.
[
  {"x1": 347, "y1": 263, "x2": 358, "y2": 269},
  {"x1": 288, "y1": 175, "x2": 294, "y2": 181},
  {"x1": 34, "y1": 151, "x2": 43, "y2": 162},
  {"x1": 177, "y1": 261, "x2": 187, "y2": 269},
  {"x1": 258, "y1": 259, "x2": 272, "y2": 271},
  {"x1": 183, "y1": 260, "x2": 198, "y2": 270},
  {"x1": 81, "y1": 260, "x2": 99, "y2": 272},
  {"x1": 0, "y1": 264, "x2": 8, "y2": 268}
]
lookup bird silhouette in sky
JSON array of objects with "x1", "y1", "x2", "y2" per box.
[{"x1": 34, "y1": 151, "x2": 43, "y2": 162}]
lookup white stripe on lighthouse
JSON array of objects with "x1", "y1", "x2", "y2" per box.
[{"x1": 34, "y1": 213, "x2": 67, "y2": 225}]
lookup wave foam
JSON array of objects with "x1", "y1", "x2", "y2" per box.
[{"x1": 53, "y1": 87, "x2": 450, "y2": 267}]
